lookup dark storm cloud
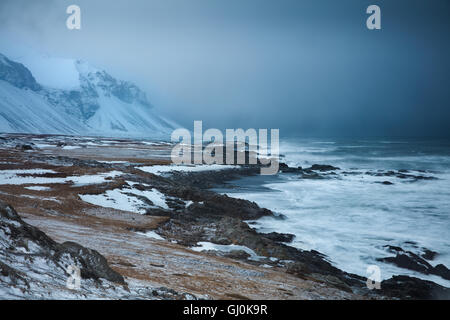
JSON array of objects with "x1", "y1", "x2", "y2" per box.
[{"x1": 0, "y1": 0, "x2": 449, "y2": 138}]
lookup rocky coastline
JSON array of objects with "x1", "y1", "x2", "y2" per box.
[
  {"x1": 140, "y1": 163, "x2": 450, "y2": 300},
  {"x1": 0, "y1": 134, "x2": 449, "y2": 299}
]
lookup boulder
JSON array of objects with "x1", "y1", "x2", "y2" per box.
[{"x1": 0, "y1": 201, "x2": 124, "y2": 284}]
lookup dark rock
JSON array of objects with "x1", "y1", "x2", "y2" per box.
[
  {"x1": 279, "y1": 163, "x2": 303, "y2": 173},
  {"x1": 261, "y1": 232, "x2": 295, "y2": 243},
  {"x1": 224, "y1": 250, "x2": 251, "y2": 260},
  {"x1": 151, "y1": 286, "x2": 197, "y2": 300},
  {"x1": 298, "y1": 171, "x2": 324, "y2": 179},
  {"x1": 56, "y1": 241, "x2": 125, "y2": 284},
  {"x1": 0, "y1": 201, "x2": 124, "y2": 284},
  {"x1": 422, "y1": 249, "x2": 438, "y2": 261},
  {"x1": 165, "y1": 198, "x2": 188, "y2": 211},
  {"x1": 378, "y1": 252, "x2": 433, "y2": 274},
  {"x1": 0, "y1": 261, "x2": 29, "y2": 288},
  {"x1": 15, "y1": 144, "x2": 33, "y2": 151},
  {"x1": 384, "y1": 245, "x2": 404, "y2": 254},
  {"x1": 132, "y1": 183, "x2": 147, "y2": 191},
  {"x1": 186, "y1": 194, "x2": 273, "y2": 220},
  {"x1": 365, "y1": 170, "x2": 437, "y2": 182},
  {"x1": 307, "y1": 164, "x2": 340, "y2": 172},
  {"x1": 379, "y1": 247, "x2": 450, "y2": 281},
  {"x1": 380, "y1": 275, "x2": 450, "y2": 300},
  {"x1": 144, "y1": 208, "x2": 172, "y2": 217},
  {"x1": 379, "y1": 181, "x2": 394, "y2": 185},
  {"x1": 432, "y1": 264, "x2": 450, "y2": 281}
]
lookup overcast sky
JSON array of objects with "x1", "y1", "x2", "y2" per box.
[{"x1": 0, "y1": 0, "x2": 449, "y2": 138}]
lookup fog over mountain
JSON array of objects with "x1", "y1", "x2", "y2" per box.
[
  {"x1": 0, "y1": 53, "x2": 175, "y2": 137},
  {"x1": 0, "y1": 0, "x2": 449, "y2": 138}
]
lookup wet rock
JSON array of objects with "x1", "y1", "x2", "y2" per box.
[
  {"x1": 380, "y1": 276, "x2": 450, "y2": 300},
  {"x1": 378, "y1": 252, "x2": 433, "y2": 274},
  {"x1": 298, "y1": 171, "x2": 324, "y2": 179},
  {"x1": 422, "y1": 249, "x2": 438, "y2": 261},
  {"x1": 384, "y1": 245, "x2": 404, "y2": 254},
  {"x1": 262, "y1": 232, "x2": 295, "y2": 243},
  {"x1": 433, "y1": 264, "x2": 450, "y2": 281},
  {"x1": 378, "y1": 246, "x2": 450, "y2": 281},
  {"x1": 279, "y1": 163, "x2": 303, "y2": 173},
  {"x1": 378, "y1": 181, "x2": 394, "y2": 185},
  {"x1": 307, "y1": 164, "x2": 340, "y2": 172},
  {"x1": 366, "y1": 170, "x2": 437, "y2": 182},
  {"x1": 157, "y1": 219, "x2": 206, "y2": 246}
]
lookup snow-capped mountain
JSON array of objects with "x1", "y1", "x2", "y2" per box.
[{"x1": 0, "y1": 53, "x2": 176, "y2": 138}]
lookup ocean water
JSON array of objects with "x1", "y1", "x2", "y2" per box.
[{"x1": 217, "y1": 138, "x2": 450, "y2": 287}]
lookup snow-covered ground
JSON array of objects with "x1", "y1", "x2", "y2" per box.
[
  {"x1": 0, "y1": 169, "x2": 123, "y2": 186},
  {"x1": 79, "y1": 184, "x2": 169, "y2": 214},
  {"x1": 191, "y1": 242, "x2": 265, "y2": 261}
]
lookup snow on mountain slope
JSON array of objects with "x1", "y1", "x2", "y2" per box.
[
  {"x1": 0, "y1": 80, "x2": 83, "y2": 134},
  {"x1": 0, "y1": 53, "x2": 177, "y2": 138}
]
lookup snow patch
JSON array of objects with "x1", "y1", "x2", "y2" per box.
[
  {"x1": 24, "y1": 186, "x2": 51, "y2": 191},
  {"x1": 62, "y1": 146, "x2": 81, "y2": 150},
  {"x1": 0, "y1": 169, "x2": 123, "y2": 186},
  {"x1": 191, "y1": 242, "x2": 264, "y2": 260},
  {"x1": 79, "y1": 185, "x2": 168, "y2": 214},
  {"x1": 137, "y1": 230, "x2": 165, "y2": 241}
]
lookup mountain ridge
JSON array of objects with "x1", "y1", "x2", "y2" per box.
[{"x1": 0, "y1": 53, "x2": 176, "y2": 138}]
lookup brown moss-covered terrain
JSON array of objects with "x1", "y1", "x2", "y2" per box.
[{"x1": 0, "y1": 134, "x2": 448, "y2": 300}]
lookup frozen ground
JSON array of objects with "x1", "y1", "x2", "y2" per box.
[{"x1": 0, "y1": 134, "x2": 361, "y2": 300}]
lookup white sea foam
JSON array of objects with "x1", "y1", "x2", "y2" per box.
[{"x1": 221, "y1": 139, "x2": 450, "y2": 287}]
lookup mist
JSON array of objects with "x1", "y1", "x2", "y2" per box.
[{"x1": 1, "y1": 0, "x2": 449, "y2": 138}]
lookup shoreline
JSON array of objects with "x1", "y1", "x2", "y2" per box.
[
  {"x1": 0, "y1": 133, "x2": 449, "y2": 299},
  {"x1": 210, "y1": 170, "x2": 450, "y2": 289}
]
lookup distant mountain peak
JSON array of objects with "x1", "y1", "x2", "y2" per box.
[
  {"x1": 70, "y1": 59, "x2": 151, "y2": 108},
  {"x1": 74, "y1": 59, "x2": 99, "y2": 76},
  {"x1": 0, "y1": 53, "x2": 176, "y2": 138}
]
